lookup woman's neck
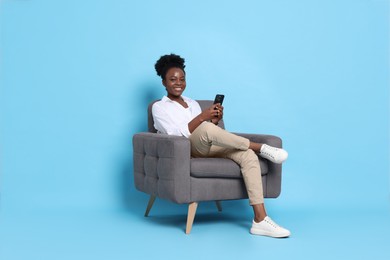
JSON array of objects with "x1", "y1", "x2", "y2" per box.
[
  {"x1": 167, "y1": 95, "x2": 188, "y2": 108},
  {"x1": 167, "y1": 94, "x2": 182, "y2": 102}
]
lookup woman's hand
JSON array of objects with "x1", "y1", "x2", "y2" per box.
[
  {"x1": 210, "y1": 104, "x2": 223, "y2": 124},
  {"x1": 202, "y1": 103, "x2": 223, "y2": 121},
  {"x1": 188, "y1": 103, "x2": 224, "y2": 133}
]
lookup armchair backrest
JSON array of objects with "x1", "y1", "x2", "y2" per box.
[{"x1": 147, "y1": 100, "x2": 225, "y2": 133}]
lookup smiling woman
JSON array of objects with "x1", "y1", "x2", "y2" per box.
[
  {"x1": 149, "y1": 53, "x2": 291, "y2": 238},
  {"x1": 155, "y1": 55, "x2": 188, "y2": 108}
]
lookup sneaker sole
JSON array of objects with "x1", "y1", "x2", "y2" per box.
[{"x1": 250, "y1": 228, "x2": 290, "y2": 238}]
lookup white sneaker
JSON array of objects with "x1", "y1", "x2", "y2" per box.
[
  {"x1": 259, "y1": 144, "x2": 288, "y2": 164},
  {"x1": 250, "y1": 216, "x2": 291, "y2": 238}
]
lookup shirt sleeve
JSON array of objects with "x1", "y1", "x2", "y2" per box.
[{"x1": 152, "y1": 102, "x2": 192, "y2": 137}]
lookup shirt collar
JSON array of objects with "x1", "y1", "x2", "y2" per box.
[{"x1": 161, "y1": 95, "x2": 190, "y2": 103}]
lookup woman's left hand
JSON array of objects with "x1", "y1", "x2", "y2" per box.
[{"x1": 212, "y1": 104, "x2": 224, "y2": 124}]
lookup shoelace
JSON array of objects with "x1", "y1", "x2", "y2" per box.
[
  {"x1": 261, "y1": 150, "x2": 276, "y2": 159},
  {"x1": 261, "y1": 145, "x2": 281, "y2": 158},
  {"x1": 265, "y1": 218, "x2": 279, "y2": 228}
]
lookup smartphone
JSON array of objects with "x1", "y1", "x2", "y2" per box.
[{"x1": 213, "y1": 94, "x2": 225, "y2": 106}]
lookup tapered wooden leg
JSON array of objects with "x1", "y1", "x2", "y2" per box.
[
  {"x1": 185, "y1": 202, "x2": 198, "y2": 234},
  {"x1": 144, "y1": 195, "x2": 156, "y2": 217},
  {"x1": 215, "y1": 201, "x2": 222, "y2": 212}
]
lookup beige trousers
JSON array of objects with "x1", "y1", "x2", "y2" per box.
[{"x1": 189, "y1": 122, "x2": 264, "y2": 205}]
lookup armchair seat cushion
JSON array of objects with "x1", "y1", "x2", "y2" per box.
[{"x1": 190, "y1": 157, "x2": 268, "y2": 179}]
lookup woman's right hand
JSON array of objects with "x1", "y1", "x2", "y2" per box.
[
  {"x1": 201, "y1": 104, "x2": 220, "y2": 120},
  {"x1": 188, "y1": 104, "x2": 223, "y2": 133}
]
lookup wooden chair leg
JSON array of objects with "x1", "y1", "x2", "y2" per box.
[
  {"x1": 185, "y1": 202, "x2": 198, "y2": 234},
  {"x1": 144, "y1": 195, "x2": 156, "y2": 217},
  {"x1": 215, "y1": 201, "x2": 222, "y2": 212}
]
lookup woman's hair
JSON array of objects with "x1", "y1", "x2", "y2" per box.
[{"x1": 155, "y1": 54, "x2": 186, "y2": 80}]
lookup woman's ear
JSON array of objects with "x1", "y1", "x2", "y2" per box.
[{"x1": 162, "y1": 79, "x2": 166, "y2": 87}]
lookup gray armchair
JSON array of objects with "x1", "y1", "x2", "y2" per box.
[{"x1": 132, "y1": 100, "x2": 284, "y2": 234}]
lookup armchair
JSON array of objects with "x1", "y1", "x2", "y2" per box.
[{"x1": 132, "y1": 100, "x2": 284, "y2": 234}]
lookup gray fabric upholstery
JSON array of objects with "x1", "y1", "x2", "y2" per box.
[
  {"x1": 190, "y1": 177, "x2": 249, "y2": 202},
  {"x1": 133, "y1": 99, "x2": 283, "y2": 204},
  {"x1": 133, "y1": 133, "x2": 191, "y2": 203},
  {"x1": 191, "y1": 157, "x2": 268, "y2": 178}
]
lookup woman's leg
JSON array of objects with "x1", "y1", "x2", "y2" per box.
[
  {"x1": 189, "y1": 122, "x2": 287, "y2": 164},
  {"x1": 253, "y1": 204, "x2": 267, "y2": 223},
  {"x1": 191, "y1": 125, "x2": 290, "y2": 237},
  {"x1": 189, "y1": 122, "x2": 250, "y2": 157},
  {"x1": 222, "y1": 148, "x2": 268, "y2": 222},
  {"x1": 209, "y1": 146, "x2": 265, "y2": 207}
]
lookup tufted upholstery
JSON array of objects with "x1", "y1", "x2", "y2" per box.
[
  {"x1": 133, "y1": 99, "x2": 284, "y2": 233},
  {"x1": 133, "y1": 133, "x2": 191, "y2": 203}
]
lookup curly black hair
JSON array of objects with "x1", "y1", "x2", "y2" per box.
[{"x1": 155, "y1": 54, "x2": 186, "y2": 80}]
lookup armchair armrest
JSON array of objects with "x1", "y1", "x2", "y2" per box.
[
  {"x1": 233, "y1": 132, "x2": 283, "y2": 198},
  {"x1": 132, "y1": 132, "x2": 191, "y2": 203}
]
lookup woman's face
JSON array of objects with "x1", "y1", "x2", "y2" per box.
[{"x1": 163, "y1": 67, "x2": 186, "y2": 99}]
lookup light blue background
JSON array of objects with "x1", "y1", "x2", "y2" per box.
[{"x1": 1, "y1": 0, "x2": 389, "y2": 259}]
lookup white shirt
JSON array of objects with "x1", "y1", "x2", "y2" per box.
[{"x1": 152, "y1": 96, "x2": 202, "y2": 138}]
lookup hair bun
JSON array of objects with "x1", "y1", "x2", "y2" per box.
[{"x1": 155, "y1": 54, "x2": 186, "y2": 79}]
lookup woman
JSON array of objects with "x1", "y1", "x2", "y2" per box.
[{"x1": 152, "y1": 54, "x2": 291, "y2": 238}]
